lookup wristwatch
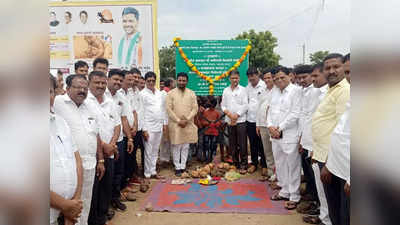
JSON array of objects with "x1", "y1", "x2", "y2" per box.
[{"x1": 98, "y1": 159, "x2": 105, "y2": 163}]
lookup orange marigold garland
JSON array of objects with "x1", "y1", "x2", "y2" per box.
[{"x1": 173, "y1": 37, "x2": 251, "y2": 95}]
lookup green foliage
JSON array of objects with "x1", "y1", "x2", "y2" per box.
[
  {"x1": 159, "y1": 45, "x2": 176, "y2": 79},
  {"x1": 309, "y1": 50, "x2": 330, "y2": 65},
  {"x1": 234, "y1": 29, "x2": 280, "y2": 70}
]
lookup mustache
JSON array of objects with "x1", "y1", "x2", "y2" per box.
[{"x1": 77, "y1": 92, "x2": 86, "y2": 96}]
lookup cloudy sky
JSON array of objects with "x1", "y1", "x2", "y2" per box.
[{"x1": 157, "y1": 0, "x2": 350, "y2": 67}]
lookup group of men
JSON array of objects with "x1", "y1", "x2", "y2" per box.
[
  {"x1": 50, "y1": 51, "x2": 350, "y2": 225},
  {"x1": 224, "y1": 52, "x2": 350, "y2": 225},
  {"x1": 50, "y1": 57, "x2": 199, "y2": 225}
]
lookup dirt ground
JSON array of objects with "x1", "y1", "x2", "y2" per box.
[{"x1": 110, "y1": 154, "x2": 308, "y2": 225}]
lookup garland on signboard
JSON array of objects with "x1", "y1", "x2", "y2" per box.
[{"x1": 173, "y1": 37, "x2": 251, "y2": 95}]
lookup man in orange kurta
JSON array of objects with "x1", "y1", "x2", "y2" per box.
[{"x1": 166, "y1": 72, "x2": 198, "y2": 176}]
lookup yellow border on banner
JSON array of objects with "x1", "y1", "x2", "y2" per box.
[{"x1": 49, "y1": 0, "x2": 160, "y2": 87}]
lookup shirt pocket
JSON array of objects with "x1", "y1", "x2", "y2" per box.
[{"x1": 86, "y1": 117, "x2": 98, "y2": 134}]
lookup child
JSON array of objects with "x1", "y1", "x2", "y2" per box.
[{"x1": 201, "y1": 97, "x2": 222, "y2": 163}]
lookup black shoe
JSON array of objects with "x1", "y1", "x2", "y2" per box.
[
  {"x1": 175, "y1": 170, "x2": 182, "y2": 177},
  {"x1": 111, "y1": 199, "x2": 127, "y2": 211},
  {"x1": 106, "y1": 208, "x2": 115, "y2": 220}
]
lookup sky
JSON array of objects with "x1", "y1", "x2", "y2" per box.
[{"x1": 157, "y1": 0, "x2": 350, "y2": 67}]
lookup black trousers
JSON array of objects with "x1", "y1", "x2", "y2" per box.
[
  {"x1": 301, "y1": 149, "x2": 319, "y2": 202},
  {"x1": 126, "y1": 131, "x2": 145, "y2": 176},
  {"x1": 324, "y1": 173, "x2": 350, "y2": 225},
  {"x1": 228, "y1": 122, "x2": 248, "y2": 168},
  {"x1": 88, "y1": 158, "x2": 114, "y2": 225},
  {"x1": 246, "y1": 121, "x2": 267, "y2": 168},
  {"x1": 112, "y1": 141, "x2": 125, "y2": 200}
]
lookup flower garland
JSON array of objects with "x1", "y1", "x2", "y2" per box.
[{"x1": 173, "y1": 37, "x2": 251, "y2": 95}]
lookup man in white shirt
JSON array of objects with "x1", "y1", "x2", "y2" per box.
[
  {"x1": 50, "y1": 74, "x2": 83, "y2": 225},
  {"x1": 221, "y1": 70, "x2": 248, "y2": 173},
  {"x1": 323, "y1": 101, "x2": 350, "y2": 225},
  {"x1": 267, "y1": 66, "x2": 302, "y2": 210},
  {"x1": 86, "y1": 71, "x2": 120, "y2": 225},
  {"x1": 105, "y1": 69, "x2": 133, "y2": 211},
  {"x1": 246, "y1": 68, "x2": 268, "y2": 175},
  {"x1": 306, "y1": 63, "x2": 332, "y2": 225},
  {"x1": 127, "y1": 68, "x2": 145, "y2": 182},
  {"x1": 54, "y1": 74, "x2": 104, "y2": 225},
  {"x1": 139, "y1": 72, "x2": 168, "y2": 181},
  {"x1": 295, "y1": 64, "x2": 321, "y2": 205},
  {"x1": 256, "y1": 69, "x2": 275, "y2": 180}
]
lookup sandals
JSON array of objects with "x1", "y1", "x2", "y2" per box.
[
  {"x1": 239, "y1": 169, "x2": 247, "y2": 175},
  {"x1": 247, "y1": 165, "x2": 256, "y2": 174},
  {"x1": 270, "y1": 193, "x2": 289, "y2": 201},
  {"x1": 261, "y1": 168, "x2": 268, "y2": 177},
  {"x1": 296, "y1": 201, "x2": 318, "y2": 214},
  {"x1": 284, "y1": 201, "x2": 299, "y2": 210},
  {"x1": 151, "y1": 174, "x2": 165, "y2": 180},
  {"x1": 258, "y1": 176, "x2": 269, "y2": 182},
  {"x1": 269, "y1": 182, "x2": 282, "y2": 190},
  {"x1": 120, "y1": 192, "x2": 137, "y2": 202},
  {"x1": 302, "y1": 215, "x2": 321, "y2": 224}
]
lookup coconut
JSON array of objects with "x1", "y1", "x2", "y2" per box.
[
  {"x1": 230, "y1": 165, "x2": 236, "y2": 170},
  {"x1": 203, "y1": 166, "x2": 211, "y2": 174},
  {"x1": 217, "y1": 163, "x2": 224, "y2": 169},
  {"x1": 223, "y1": 163, "x2": 231, "y2": 170},
  {"x1": 181, "y1": 172, "x2": 190, "y2": 178},
  {"x1": 200, "y1": 171, "x2": 208, "y2": 178},
  {"x1": 208, "y1": 163, "x2": 215, "y2": 169},
  {"x1": 191, "y1": 170, "x2": 199, "y2": 178},
  {"x1": 210, "y1": 168, "x2": 218, "y2": 177}
]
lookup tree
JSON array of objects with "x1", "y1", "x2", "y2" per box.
[
  {"x1": 159, "y1": 45, "x2": 176, "y2": 79},
  {"x1": 309, "y1": 50, "x2": 329, "y2": 65},
  {"x1": 234, "y1": 29, "x2": 280, "y2": 70}
]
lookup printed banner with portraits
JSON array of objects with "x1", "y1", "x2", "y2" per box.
[{"x1": 49, "y1": 0, "x2": 159, "y2": 75}]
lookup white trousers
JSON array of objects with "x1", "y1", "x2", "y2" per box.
[
  {"x1": 159, "y1": 139, "x2": 171, "y2": 162},
  {"x1": 171, "y1": 143, "x2": 189, "y2": 170},
  {"x1": 272, "y1": 141, "x2": 301, "y2": 202},
  {"x1": 312, "y1": 163, "x2": 332, "y2": 225},
  {"x1": 143, "y1": 131, "x2": 162, "y2": 178},
  {"x1": 76, "y1": 168, "x2": 95, "y2": 225}
]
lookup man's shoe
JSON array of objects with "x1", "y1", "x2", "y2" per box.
[
  {"x1": 175, "y1": 170, "x2": 182, "y2": 177},
  {"x1": 106, "y1": 208, "x2": 115, "y2": 220},
  {"x1": 111, "y1": 199, "x2": 127, "y2": 211}
]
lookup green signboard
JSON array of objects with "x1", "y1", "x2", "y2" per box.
[{"x1": 175, "y1": 40, "x2": 249, "y2": 96}]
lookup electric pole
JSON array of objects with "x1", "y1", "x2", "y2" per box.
[{"x1": 302, "y1": 43, "x2": 305, "y2": 64}]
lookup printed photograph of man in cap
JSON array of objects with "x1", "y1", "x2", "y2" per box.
[{"x1": 118, "y1": 7, "x2": 143, "y2": 70}]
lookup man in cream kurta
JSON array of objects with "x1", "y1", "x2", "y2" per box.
[{"x1": 166, "y1": 72, "x2": 198, "y2": 176}]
